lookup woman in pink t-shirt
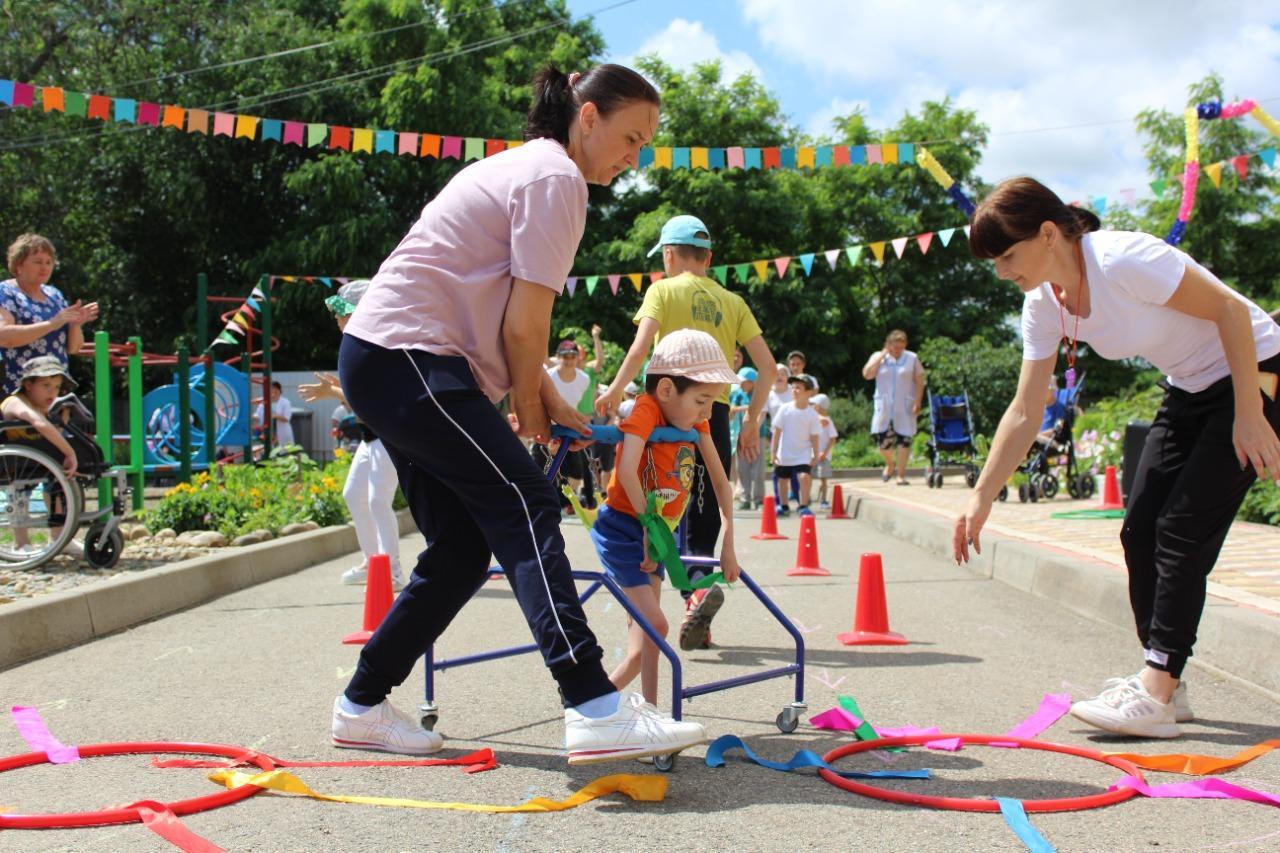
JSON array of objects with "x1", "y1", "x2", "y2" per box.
[{"x1": 331, "y1": 64, "x2": 707, "y2": 766}]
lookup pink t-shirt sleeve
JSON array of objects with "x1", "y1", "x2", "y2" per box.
[{"x1": 509, "y1": 174, "x2": 587, "y2": 291}]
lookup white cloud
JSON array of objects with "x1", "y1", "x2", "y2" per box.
[
  {"x1": 741, "y1": 0, "x2": 1280, "y2": 204},
  {"x1": 624, "y1": 18, "x2": 765, "y2": 86}
]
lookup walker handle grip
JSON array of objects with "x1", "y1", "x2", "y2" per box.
[{"x1": 550, "y1": 424, "x2": 698, "y2": 445}]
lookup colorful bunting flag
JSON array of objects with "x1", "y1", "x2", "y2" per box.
[
  {"x1": 845, "y1": 246, "x2": 863, "y2": 266},
  {"x1": 824, "y1": 249, "x2": 841, "y2": 271},
  {"x1": 712, "y1": 265, "x2": 728, "y2": 284},
  {"x1": 869, "y1": 242, "x2": 887, "y2": 264},
  {"x1": 585, "y1": 276, "x2": 599, "y2": 296},
  {"x1": 774, "y1": 257, "x2": 791, "y2": 278},
  {"x1": 565, "y1": 277, "x2": 576, "y2": 297},
  {"x1": 1204, "y1": 161, "x2": 1224, "y2": 188},
  {"x1": 733, "y1": 263, "x2": 749, "y2": 283},
  {"x1": 628, "y1": 272, "x2": 642, "y2": 292},
  {"x1": 916, "y1": 232, "x2": 933, "y2": 255},
  {"x1": 799, "y1": 253, "x2": 815, "y2": 276},
  {"x1": 751, "y1": 260, "x2": 769, "y2": 281},
  {"x1": 890, "y1": 237, "x2": 908, "y2": 259},
  {"x1": 937, "y1": 228, "x2": 955, "y2": 247},
  {"x1": 608, "y1": 274, "x2": 621, "y2": 296}
]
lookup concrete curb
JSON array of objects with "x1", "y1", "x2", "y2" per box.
[
  {"x1": 849, "y1": 493, "x2": 1280, "y2": 698},
  {"x1": 0, "y1": 510, "x2": 417, "y2": 671}
]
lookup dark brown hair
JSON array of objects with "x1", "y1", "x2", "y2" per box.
[
  {"x1": 524, "y1": 64, "x2": 660, "y2": 145},
  {"x1": 669, "y1": 230, "x2": 711, "y2": 264},
  {"x1": 969, "y1": 177, "x2": 1100, "y2": 259},
  {"x1": 645, "y1": 373, "x2": 697, "y2": 395}
]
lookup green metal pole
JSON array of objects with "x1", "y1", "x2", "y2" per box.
[
  {"x1": 261, "y1": 275, "x2": 273, "y2": 452},
  {"x1": 94, "y1": 330, "x2": 112, "y2": 509},
  {"x1": 241, "y1": 350, "x2": 253, "y2": 464},
  {"x1": 197, "y1": 272, "x2": 215, "y2": 467},
  {"x1": 128, "y1": 336, "x2": 144, "y2": 510},
  {"x1": 177, "y1": 344, "x2": 192, "y2": 483}
]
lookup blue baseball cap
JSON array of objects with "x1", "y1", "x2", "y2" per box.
[
  {"x1": 647, "y1": 214, "x2": 713, "y2": 257},
  {"x1": 737, "y1": 366, "x2": 758, "y2": 382}
]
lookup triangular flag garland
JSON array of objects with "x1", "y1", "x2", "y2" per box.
[
  {"x1": 4, "y1": 78, "x2": 936, "y2": 174},
  {"x1": 206, "y1": 275, "x2": 347, "y2": 349}
]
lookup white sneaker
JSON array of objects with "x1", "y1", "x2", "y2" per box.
[
  {"x1": 331, "y1": 697, "x2": 443, "y2": 755},
  {"x1": 1070, "y1": 676, "x2": 1181, "y2": 738},
  {"x1": 341, "y1": 564, "x2": 405, "y2": 591},
  {"x1": 564, "y1": 692, "x2": 707, "y2": 765},
  {"x1": 1106, "y1": 675, "x2": 1194, "y2": 723}
]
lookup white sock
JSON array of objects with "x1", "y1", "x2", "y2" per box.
[{"x1": 339, "y1": 695, "x2": 376, "y2": 715}]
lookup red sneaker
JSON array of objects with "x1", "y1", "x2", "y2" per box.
[{"x1": 679, "y1": 585, "x2": 724, "y2": 651}]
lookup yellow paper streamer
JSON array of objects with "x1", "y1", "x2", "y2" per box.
[
  {"x1": 653, "y1": 147, "x2": 673, "y2": 169},
  {"x1": 1184, "y1": 107, "x2": 1199, "y2": 164},
  {"x1": 1251, "y1": 105, "x2": 1280, "y2": 139},
  {"x1": 208, "y1": 769, "x2": 666, "y2": 813},
  {"x1": 690, "y1": 147, "x2": 709, "y2": 170},
  {"x1": 235, "y1": 115, "x2": 259, "y2": 140},
  {"x1": 796, "y1": 147, "x2": 815, "y2": 169},
  {"x1": 914, "y1": 146, "x2": 954, "y2": 190},
  {"x1": 1105, "y1": 739, "x2": 1280, "y2": 776},
  {"x1": 562, "y1": 484, "x2": 597, "y2": 528}
]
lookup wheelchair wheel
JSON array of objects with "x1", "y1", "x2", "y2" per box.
[
  {"x1": 85, "y1": 522, "x2": 124, "y2": 569},
  {"x1": 1039, "y1": 475, "x2": 1059, "y2": 500},
  {"x1": 0, "y1": 446, "x2": 81, "y2": 570},
  {"x1": 1079, "y1": 474, "x2": 1097, "y2": 499},
  {"x1": 1067, "y1": 477, "x2": 1081, "y2": 499},
  {"x1": 965, "y1": 468, "x2": 979, "y2": 488},
  {"x1": 1028, "y1": 482, "x2": 1040, "y2": 502},
  {"x1": 1018, "y1": 484, "x2": 1028, "y2": 503}
]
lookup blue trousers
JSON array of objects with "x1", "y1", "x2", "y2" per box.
[{"x1": 338, "y1": 335, "x2": 614, "y2": 707}]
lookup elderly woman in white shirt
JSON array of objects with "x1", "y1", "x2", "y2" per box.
[{"x1": 862, "y1": 330, "x2": 924, "y2": 484}]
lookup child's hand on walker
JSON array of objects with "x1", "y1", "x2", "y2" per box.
[{"x1": 719, "y1": 548, "x2": 741, "y2": 583}]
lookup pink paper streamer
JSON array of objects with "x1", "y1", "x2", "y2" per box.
[
  {"x1": 10, "y1": 705, "x2": 79, "y2": 763},
  {"x1": 1004, "y1": 692, "x2": 1071, "y2": 740},
  {"x1": 1113, "y1": 775, "x2": 1280, "y2": 808},
  {"x1": 1178, "y1": 161, "x2": 1200, "y2": 220},
  {"x1": 874, "y1": 725, "x2": 940, "y2": 738},
  {"x1": 924, "y1": 737, "x2": 963, "y2": 751},
  {"x1": 1220, "y1": 99, "x2": 1258, "y2": 119},
  {"x1": 810, "y1": 708, "x2": 861, "y2": 731}
]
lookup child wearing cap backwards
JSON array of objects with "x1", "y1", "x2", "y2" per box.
[
  {"x1": 810, "y1": 393, "x2": 839, "y2": 508},
  {"x1": 590, "y1": 329, "x2": 741, "y2": 708},
  {"x1": 597, "y1": 213, "x2": 776, "y2": 652},
  {"x1": 771, "y1": 373, "x2": 822, "y2": 517}
]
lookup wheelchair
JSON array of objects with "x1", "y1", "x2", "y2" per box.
[
  {"x1": 0, "y1": 394, "x2": 131, "y2": 571},
  {"x1": 1017, "y1": 377, "x2": 1093, "y2": 502}
]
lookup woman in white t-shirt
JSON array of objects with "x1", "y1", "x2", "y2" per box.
[
  {"x1": 330, "y1": 65, "x2": 705, "y2": 764},
  {"x1": 953, "y1": 177, "x2": 1280, "y2": 740}
]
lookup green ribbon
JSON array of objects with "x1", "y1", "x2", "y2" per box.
[
  {"x1": 636, "y1": 491, "x2": 724, "y2": 592},
  {"x1": 837, "y1": 695, "x2": 906, "y2": 752}
]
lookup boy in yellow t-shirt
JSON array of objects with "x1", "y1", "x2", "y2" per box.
[{"x1": 597, "y1": 215, "x2": 776, "y2": 651}]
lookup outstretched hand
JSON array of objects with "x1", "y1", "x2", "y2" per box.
[{"x1": 953, "y1": 496, "x2": 991, "y2": 564}]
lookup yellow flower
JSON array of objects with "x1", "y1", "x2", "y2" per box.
[
  {"x1": 321, "y1": 476, "x2": 338, "y2": 490},
  {"x1": 334, "y1": 448, "x2": 348, "y2": 459},
  {"x1": 310, "y1": 485, "x2": 321, "y2": 495}
]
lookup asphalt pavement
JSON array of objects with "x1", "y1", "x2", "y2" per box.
[{"x1": 1, "y1": 512, "x2": 1278, "y2": 852}]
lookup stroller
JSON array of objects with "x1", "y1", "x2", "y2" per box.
[
  {"x1": 924, "y1": 391, "x2": 981, "y2": 489},
  {"x1": 1017, "y1": 376, "x2": 1094, "y2": 502},
  {"x1": 0, "y1": 394, "x2": 131, "y2": 570}
]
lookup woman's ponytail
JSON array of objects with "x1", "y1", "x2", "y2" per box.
[{"x1": 524, "y1": 66, "x2": 576, "y2": 144}]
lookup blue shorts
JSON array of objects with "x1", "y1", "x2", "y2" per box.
[{"x1": 589, "y1": 505, "x2": 666, "y2": 588}]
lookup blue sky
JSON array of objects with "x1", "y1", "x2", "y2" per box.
[{"x1": 567, "y1": 0, "x2": 1280, "y2": 206}]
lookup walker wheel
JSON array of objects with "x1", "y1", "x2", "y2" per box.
[
  {"x1": 1080, "y1": 474, "x2": 1097, "y2": 499},
  {"x1": 652, "y1": 753, "x2": 676, "y2": 772},
  {"x1": 965, "y1": 469, "x2": 979, "y2": 488},
  {"x1": 934, "y1": 473, "x2": 944, "y2": 488},
  {"x1": 1018, "y1": 484, "x2": 1028, "y2": 503},
  {"x1": 998, "y1": 485, "x2": 1009, "y2": 502},
  {"x1": 776, "y1": 709, "x2": 800, "y2": 734},
  {"x1": 1067, "y1": 478, "x2": 1081, "y2": 499},
  {"x1": 1040, "y1": 475, "x2": 1059, "y2": 500},
  {"x1": 419, "y1": 709, "x2": 439, "y2": 731}
]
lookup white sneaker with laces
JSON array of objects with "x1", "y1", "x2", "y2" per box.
[
  {"x1": 565, "y1": 692, "x2": 707, "y2": 765},
  {"x1": 341, "y1": 564, "x2": 405, "y2": 591},
  {"x1": 331, "y1": 697, "x2": 443, "y2": 754},
  {"x1": 1071, "y1": 676, "x2": 1181, "y2": 738},
  {"x1": 1106, "y1": 675, "x2": 1193, "y2": 723}
]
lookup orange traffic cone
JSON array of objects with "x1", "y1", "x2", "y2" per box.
[
  {"x1": 788, "y1": 515, "x2": 830, "y2": 576},
  {"x1": 837, "y1": 553, "x2": 907, "y2": 645},
  {"x1": 1097, "y1": 464, "x2": 1124, "y2": 510},
  {"x1": 751, "y1": 495, "x2": 788, "y2": 540},
  {"x1": 343, "y1": 554, "x2": 395, "y2": 645},
  {"x1": 829, "y1": 484, "x2": 850, "y2": 519}
]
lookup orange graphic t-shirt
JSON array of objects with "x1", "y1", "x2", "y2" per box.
[{"x1": 604, "y1": 394, "x2": 709, "y2": 523}]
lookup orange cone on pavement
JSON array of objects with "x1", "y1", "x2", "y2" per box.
[
  {"x1": 343, "y1": 554, "x2": 395, "y2": 645},
  {"x1": 1097, "y1": 464, "x2": 1124, "y2": 510},
  {"x1": 837, "y1": 552, "x2": 907, "y2": 645},
  {"x1": 829, "y1": 484, "x2": 850, "y2": 519},
  {"x1": 751, "y1": 495, "x2": 788, "y2": 540},
  {"x1": 788, "y1": 515, "x2": 830, "y2": 576}
]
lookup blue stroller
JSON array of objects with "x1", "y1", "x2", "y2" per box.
[
  {"x1": 1017, "y1": 376, "x2": 1094, "y2": 502},
  {"x1": 924, "y1": 391, "x2": 981, "y2": 489}
]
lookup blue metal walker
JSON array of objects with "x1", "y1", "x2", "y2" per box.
[{"x1": 417, "y1": 424, "x2": 807, "y2": 770}]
